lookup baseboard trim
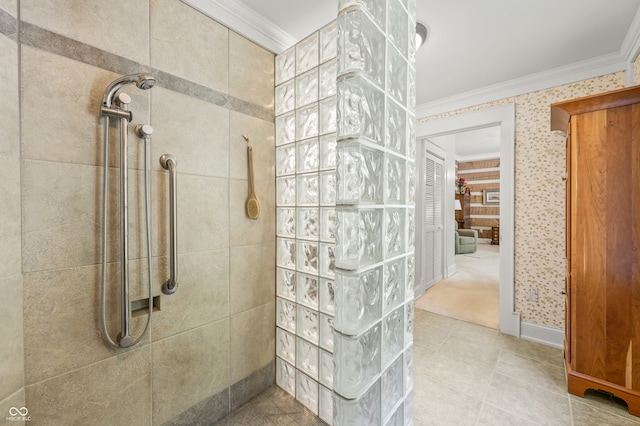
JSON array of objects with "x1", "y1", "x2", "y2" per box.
[{"x1": 520, "y1": 321, "x2": 564, "y2": 349}]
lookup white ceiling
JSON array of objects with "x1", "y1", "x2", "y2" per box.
[
  {"x1": 197, "y1": 0, "x2": 640, "y2": 107},
  {"x1": 185, "y1": 0, "x2": 640, "y2": 157}
]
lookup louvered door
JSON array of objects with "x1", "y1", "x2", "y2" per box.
[{"x1": 422, "y1": 152, "x2": 444, "y2": 291}]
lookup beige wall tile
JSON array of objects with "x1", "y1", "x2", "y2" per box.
[
  {"x1": 0, "y1": 0, "x2": 17, "y2": 17},
  {"x1": 23, "y1": 262, "x2": 155, "y2": 384},
  {"x1": 0, "y1": 158, "x2": 20, "y2": 278},
  {"x1": 0, "y1": 275, "x2": 23, "y2": 401},
  {"x1": 152, "y1": 320, "x2": 230, "y2": 424},
  {"x1": 25, "y1": 346, "x2": 151, "y2": 425},
  {"x1": 22, "y1": 160, "x2": 103, "y2": 272},
  {"x1": 229, "y1": 111, "x2": 275, "y2": 182},
  {"x1": 0, "y1": 33, "x2": 19, "y2": 158},
  {"x1": 152, "y1": 249, "x2": 230, "y2": 341},
  {"x1": 229, "y1": 179, "x2": 275, "y2": 247},
  {"x1": 171, "y1": 174, "x2": 229, "y2": 254},
  {"x1": 21, "y1": 46, "x2": 151, "y2": 167},
  {"x1": 0, "y1": 389, "x2": 25, "y2": 421},
  {"x1": 21, "y1": 0, "x2": 149, "y2": 63},
  {"x1": 230, "y1": 302, "x2": 275, "y2": 383},
  {"x1": 229, "y1": 31, "x2": 275, "y2": 108},
  {"x1": 230, "y1": 243, "x2": 275, "y2": 314},
  {"x1": 151, "y1": 0, "x2": 228, "y2": 93},
  {"x1": 150, "y1": 87, "x2": 230, "y2": 178}
]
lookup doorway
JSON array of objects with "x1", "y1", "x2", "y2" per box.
[
  {"x1": 414, "y1": 104, "x2": 520, "y2": 337},
  {"x1": 416, "y1": 128, "x2": 501, "y2": 328}
]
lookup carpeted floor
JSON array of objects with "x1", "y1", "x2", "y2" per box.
[{"x1": 415, "y1": 241, "x2": 500, "y2": 329}]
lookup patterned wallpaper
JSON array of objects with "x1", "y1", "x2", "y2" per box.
[{"x1": 418, "y1": 71, "x2": 626, "y2": 328}]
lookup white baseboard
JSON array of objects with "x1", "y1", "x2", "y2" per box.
[{"x1": 520, "y1": 321, "x2": 564, "y2": 349}]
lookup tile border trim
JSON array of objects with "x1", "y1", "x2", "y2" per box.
[{"x1": 5, "y1": 15, "x2": 273, "y2": 123}]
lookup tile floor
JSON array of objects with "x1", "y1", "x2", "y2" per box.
[{"x1": 215, "y1": 309, "x2": 640, "y2": 425}]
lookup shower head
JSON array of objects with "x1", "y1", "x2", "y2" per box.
[
  {"x1": 136, "y1": 74, "x2": 156, "y2": 90},
  {"x1": 102, "y1": 73, "x2": 156, "y2": 107}
]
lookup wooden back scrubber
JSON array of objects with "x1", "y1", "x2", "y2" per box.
[{"x1": 243, "y1": 135, "x2": 261, "y2": 220}]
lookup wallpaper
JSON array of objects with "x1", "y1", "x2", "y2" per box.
[{"x1": 418, "y1": 71, "x2": 626, "y2": 328}]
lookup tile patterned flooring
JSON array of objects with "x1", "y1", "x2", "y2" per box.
[{"x1": 215, "y1": 310, "x2": 640, "y2": 425}]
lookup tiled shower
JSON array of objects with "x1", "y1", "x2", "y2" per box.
[
  {"x1": 1, "y1": 0, "x2": 276, "y2": 424},
  {"x1": 1, "y1": 0, "x2": 416, "y2": 424}
]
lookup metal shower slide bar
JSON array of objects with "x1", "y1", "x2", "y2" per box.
[
  {"x1": 160, "y1": 154, "x2": 178, "y2": 295},
  {"x1": 99, "y1": 74, "x2": 155, "y2": 349}
]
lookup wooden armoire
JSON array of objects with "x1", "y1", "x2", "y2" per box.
[{"x1": 551, "y1": 86, "x2": 640, "y2": 416}]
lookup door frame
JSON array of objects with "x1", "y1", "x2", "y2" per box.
[{"x1": 415, "y1": 103, "x2": 520, "y2": 337}]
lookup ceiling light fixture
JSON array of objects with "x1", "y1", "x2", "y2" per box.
[{"x1": 416, "y1": 22, "x2": 428, "y2": 49}]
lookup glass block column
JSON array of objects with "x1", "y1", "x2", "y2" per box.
[
  {"x1": 333, "y1": 0, "x2": 416, "y2": 425},
  {"x1": 274, "y1": 21, "x2": 338, "y2": 425}
]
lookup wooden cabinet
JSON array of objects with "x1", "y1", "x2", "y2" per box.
[
  {"x1": 455, "y1": 189, "x2": 470, "y2": 229},
  {"x1": 551, "y1": 86, "x2": 640, "y2": 416},
  {"x1": 490, "y1": 226, "x2": 499, "y2": 245}
]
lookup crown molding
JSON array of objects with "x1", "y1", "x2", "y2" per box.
[
  {"x1": 416, "y1": 52, "x2": 627, "y2": 119},
  {"x1": 622, "y1": 6, "x2": 640, "y2": 85},
  {"x1": 181, "y1": 0, "x2": 297, "y2": 53},
  {"x1": 621, "y1": 5, "x2": 640, "y2": 63}
]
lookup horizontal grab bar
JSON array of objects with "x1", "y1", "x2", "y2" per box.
[{"x1": 160, "y1": 154, "x2": 178, "y2": 295}]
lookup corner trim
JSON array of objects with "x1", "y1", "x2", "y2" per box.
[
  {"x1": 181, "y1": 0, "x2": 297, "y2": 53},
  {"x1": 520, "y1": 321, "x2": 564, "y2": 349},
  {"x1": 623, "y1": 6, "x2": 640, "y2": 86},
  {"x1": 416, "y1": 53, "x2": 626, "y2": 118}
]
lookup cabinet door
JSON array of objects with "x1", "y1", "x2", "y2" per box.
[{"x1": 571, "y1": 105, "x2": 640, "y2": 389}]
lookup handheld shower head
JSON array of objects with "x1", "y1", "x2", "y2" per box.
[
  {"x1": 136, "y1": 74, "x2": 156, "y2": 90},
  {"x1": 102, "y1": 73, "x2": 156, "y2": 108}
]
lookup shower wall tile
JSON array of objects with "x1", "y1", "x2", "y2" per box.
[
  {"x1": 0, "y1": 158, "x2": 20, "y2": 278},
  {"x1": 0, "y1": 0, "x2": 17, "y2": 17},
  {"x1": 153, "y1": 321, "x2": 230, "y2": 425},
  {"x1": 229, "y1": 243, "x2": 275, "y2": 314},
  {"x1": 151, "y1": 87, "x2": 229, "y2": 179},
  {"x1": 150, "y1": 0, "x2": 228, "y2": 92},
  {"x1": 152, "y1": 249, "x2": 230, "y2": 341},
  {"x1": 229, "y1": 361, "x2": 275, "y2": 411},
  {"x1": 0, "y1": 275, "x2": 23, "y2": 402},
  {"x1": 20, "y1": 47, "x2": 150, "y2": 167},
  {"x1": 230, "y1": 302, "x2": 275, "y2": 383},
  {"x1": 175, "y1": 174, "x2": 229, "y2": 254},
  {"x1": 14, "y1": 2, "x2": 277, "y2": 424},
  {"x1": 0, "y1": 389, "x2": 25, "y2": 422},
  {"x1": 229, "y1": 111, "x2": 275, "y2": 182},
  {"x1": 21, "y1": 160, "x2": 103, "y2": 272},
  {"x1": 25, "y1": 345, "x2": 151, "y2": 425},
  {"x1": 229, "y1": 31, "x2": 275, "y2": 108},
  {"x1": 229, "y1": 179, "x2": 275, "y2": 246},
  {"x1": 0, "y1": 32, "x2": 18, "y2": 158},
  {"x1": 21, "y1": 0, "x2": 149, "y2": 64},
  {"x1": 23, "y1": 261, "x2": 156, "y2": 385}
]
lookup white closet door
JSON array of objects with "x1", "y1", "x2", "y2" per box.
[{"x1": 422, "y1": 152, "x2": 444, "y2": 290}]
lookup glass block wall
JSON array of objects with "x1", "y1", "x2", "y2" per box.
[
  {"x1": 274, "y1": 21, "x2": 338, "y2": 424},
  {"x1": 333, "y1": 0, "x2": 416, "y2": 424},
  {"x1": 275, "y1": 0, "x2": 416, "y2": 423}
]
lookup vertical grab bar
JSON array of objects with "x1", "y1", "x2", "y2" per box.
[{"x1": 160, "y1": 154, "x2": 178, "y2": 295}]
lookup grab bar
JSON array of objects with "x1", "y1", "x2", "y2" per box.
[{"x1": 160, "y1": 154, "x2": 178, "y2": 295}]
